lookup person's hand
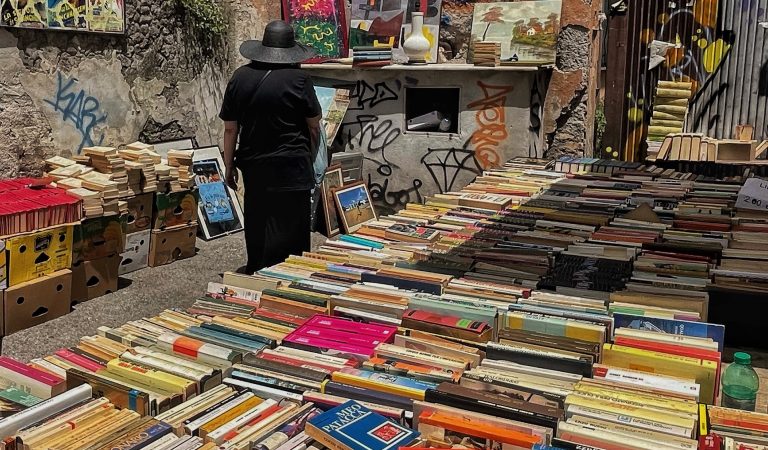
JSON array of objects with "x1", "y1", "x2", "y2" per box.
[{"x1": 226, "y1": 167, "x2": 239, "y2": 190}]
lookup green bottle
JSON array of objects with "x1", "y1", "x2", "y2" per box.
[{"x1": 722, "y1": 352, "x2": 759, "y2": 411}]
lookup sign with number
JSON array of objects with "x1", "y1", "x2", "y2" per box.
[{"x1": 737, "y1": 178, "x2": 768, "y2": 212}]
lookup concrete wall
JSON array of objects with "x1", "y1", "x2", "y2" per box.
[
  {"x1": 0, "y1": 0, "x2": 277, "y2": 177},
  {"x1": 309, "y1": 68, "x2": 537, "y2": 215}
]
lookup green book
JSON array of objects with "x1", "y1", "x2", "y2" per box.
[{"x1": 0, "y1": 387, "x2": 43, "y2": 408}]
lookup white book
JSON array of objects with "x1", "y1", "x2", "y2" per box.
[
  {"x1": 565, "y1": 404, "x2": 692, "y2": 438},
  {"x1": 223, "y1": 378, "x2": 303, "y2": 403},
  {"x1": 184, "y1": 392, "x2": 255, "y2": 435},
  {"x1": 0, "y1": 384, "x2": 92, "y2": 438}
]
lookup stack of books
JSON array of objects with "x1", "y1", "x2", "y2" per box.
[
  {"x1": 83, "y1": 146, "x2": 130, "y2": 198},
  {"x1": 0, "y1": 179, "x2": 82, "y2": 235},
  {"x1": 473, "y1": 41, "x2": 501, "y2": 67},
  {"x1": 352, "y1": 46, "x2": 392, "y2": 68},
  {"x1": 167, "y1": 149, "x2": 195, "y2": 190}
]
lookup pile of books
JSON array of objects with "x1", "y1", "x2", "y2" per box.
[
  {"x1": 352, "y1": 45, "x2": 392, "y2": 68},
  {"x1": 6, "y1": 156, "x2": 768, "y2": 448},
  {"x1": 167, "y1": 149, "x2": 195, "y2": 190},
  {"x1": 0, "y1": 179, "x2": 82, "y2": 235},
  {"x1": 473, "y1": 41, "x2": 501, "y2": 67}
]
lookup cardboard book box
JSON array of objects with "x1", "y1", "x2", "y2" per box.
[
  {"x1": 71, "y1": 254, "x2": 120, "y2": 304},
  {"x1": 72, "y1": 215, "x2": 126, "y2": 264},
  {"x1": 3, "y1": 225, "x2": 74, "y2": 289},
  {"x1": 3, "y1": 269, "x2": 73, "y2": 336},
  {"x1": 120, "y1": 230, "x2": 150, "y2": 275},
  {"x1": 125, "y1": 193, "x2": 153, "y2": 234},
  {"x1": 153, "y1": 190, "x2": 198, "y2": 230},
  {"x1": 149, "y1": 223, "x2": 197, "y2": 267}
]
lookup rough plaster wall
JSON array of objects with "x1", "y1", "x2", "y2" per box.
[
  {"x1": 310, "y1": 69, "x2": 534, "y2": 216},
  {"x1": 0, "y1": 0, "x2": 276, "y2": 177},
  {"x1": 542, "y1": 0, "x2": 601, "y2": 158}
]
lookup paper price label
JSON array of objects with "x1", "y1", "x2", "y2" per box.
[{"x1": 737, "y1": 178, "x2": 768, "y2": 212}]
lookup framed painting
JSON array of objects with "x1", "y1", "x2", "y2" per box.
[
  {"x1": 470, "y1": 0, "x2": 561, "y2": 64},
  {"x1": 320, "y1": 164, "x2": 343, "y2": 237},
  {"x1": 192, "y1": 146, "x2": 245, "y2": 240},
  {"x1": 332, "y1": 181, "x2": 377, "y2": 234},
  {"x1": 282, "y1": 0, "x2": 348, "y2": 62},
  {"x1": 349, "y1": 0, "x2": 441, "y2": 63}
]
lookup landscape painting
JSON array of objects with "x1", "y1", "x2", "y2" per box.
[
  {"x1": 470, "y1": 0, "x2": 561, "y2": 64},
  {"x1": 333, "y1": 181, "x2": 377, "y2": 233}
]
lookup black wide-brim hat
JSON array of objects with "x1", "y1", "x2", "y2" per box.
[{"x1": 240, "y1": 20, "x2": 316, "y2": 64}]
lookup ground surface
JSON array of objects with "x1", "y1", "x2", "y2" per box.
[{"x1": 2, "y1": 232, "x2": 327, "y2": 362}]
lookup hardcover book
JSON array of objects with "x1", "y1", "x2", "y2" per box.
[{"x1": 306, "y1": 400, "x2": 419, "y2": 450}]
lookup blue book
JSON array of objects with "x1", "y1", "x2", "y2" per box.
[
  {"x1": 339, "y1": 234, "x2": 385, "y2": 249},
  {"x1": 612, "y1": 313, "x2": 725, "y2": 352},
  {"x1": 307, "y1": 401, "x2": 419, "y2": 450}
]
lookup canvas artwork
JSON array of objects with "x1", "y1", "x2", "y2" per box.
[
  {"x1": 315, "y1": 86, "x2": 351, "y2": 146},
  {"x1": 47, "y1": 0, "x2": 86, "y2": 29},
  {"x1": 282, "y1": 0, "x2": 348, "y2": 61},
  {"x1": 320, "y1": 164, "x2": 343, "y2": 237},
  {"x1": 2, "y1": 0, "x2": 123, "y2": 31},
  {"x1": 349, "y1": 0, "x2": 441, "y2": 63},
  {"x1": 1, "y1": 0, "x2": 46, "y2": 28},
  {"x1": 192, "y1": 146, "x2": 245, "y2": 240},
  {"x1": 333, "y1": 181, "x2": 377, "y2": 234},
  {"x1": 470, "y1": 0, "x2": 561, "y2": 64}
]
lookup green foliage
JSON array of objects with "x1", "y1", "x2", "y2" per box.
[
  {"x1": 511, "y1": 34, "x2": 557, "y2": 49},
  {"x1": 595, "y1": 100, "x2": 607, "y2": 153},
  {"x1": 177, "y1": 0, "x2": 226, "y2": 48}
]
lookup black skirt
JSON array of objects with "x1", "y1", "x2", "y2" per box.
[{"x1": 240, "y1": 168, "x2": 311, "y2": 273}]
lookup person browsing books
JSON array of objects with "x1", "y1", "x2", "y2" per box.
[{"x1": 220, "y1": 20, "x2": 322, "y2": 274}]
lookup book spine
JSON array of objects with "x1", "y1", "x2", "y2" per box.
[
  {"x1": 306, "y1": 316, "x2": 396, "y2": 339},
  {"x1": 0, "y1": 357, "x2": 62, "y2": 385},
  {"x1": 106, "y1": 359, "x2": 195, "y2": 398}
]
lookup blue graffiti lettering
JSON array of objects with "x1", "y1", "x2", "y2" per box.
[{"x1": 44, "y1": 72, "x2": 107, "y2": 153}]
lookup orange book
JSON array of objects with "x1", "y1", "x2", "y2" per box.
[{"x1": 418, "y1": 410, "x2": 541, "y2": 447}]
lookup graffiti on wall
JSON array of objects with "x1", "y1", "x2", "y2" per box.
[
  {"x1": 339, "y1": 79, "x2": 424, "y2": 211},
  {"x1": 615, "y1": 0, "x2": 731, "y2": 160},
  {"x1": 466, "y1": 80, "x2": 514, "y2": 168},
  {"x1": 421, "y1": 146, "x2": 483, "y2": 193},
  {"x1": 44, "y1": 71, "x2": 107, "y2": 153}
]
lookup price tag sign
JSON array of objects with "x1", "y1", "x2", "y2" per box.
[{"x1": 737, "y1": 178, "x2": 768, "y2": 211}]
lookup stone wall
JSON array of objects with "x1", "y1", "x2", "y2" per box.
[
  {"x1": 0, "y1": 0, "x2": 277, "y2": 177},
  {"x1": 308, "y1": 67, "x2": 537, "y2": 216},
  {"x1": 542, "y1": 0, "x2": 602, "y2": 158}
]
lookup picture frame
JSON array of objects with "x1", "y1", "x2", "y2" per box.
[
  {"x1": 320, "y1": 164, "x2": 344, "y2": 237},
  {"x1": 332, "y1": 181, "x2": 377, "y2": 234},
  {"x1": 192, "y1": 146, "x2": 245, "y2": 240},
  {"x1": 1, "y1": 0, "x2": 126, "y2": 33}
]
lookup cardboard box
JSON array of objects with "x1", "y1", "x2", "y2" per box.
[
  {"x1": 120, "y1": 230, "x2": 151, "y2": 275},
  {"x1": 149, "y1": 224, "x2": 197, "y2": 267},
  {"x1": 72, "y1": 216, "x2": 125, "y2": 263},
  {"x1": 71, "y1": 254, "x2": 120, "y2": 304},
  {"x1": 153, "y1": 190, "x2": 198, "y2": 230},
  {"x1": 5, "y1": 225, "x2": 74, "y2": 287},
  {"x1": 125, "y1": 193, "x2": 154, "y2": 234},
  {"x1": 3, "y1": 269, "x2": 72, "y2": 336}
]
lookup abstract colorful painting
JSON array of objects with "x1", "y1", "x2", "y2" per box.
[
  {"x1": 471, "y1": 0, "x2": 561, "y2": 64},
  {"x1": 283, "y1": 0, "x2": 348, "y2": 61},
  {"x1": 349, "y1": 0, "x2": 441, "y2": 63}
]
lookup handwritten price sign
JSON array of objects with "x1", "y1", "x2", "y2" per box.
[{"x1": 737, "y1": 178, "x2": 768, "y2": 211}]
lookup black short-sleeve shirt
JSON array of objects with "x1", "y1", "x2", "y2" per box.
[{"x1": 219, "y1": 62, "x2": 322, "y2": 191}]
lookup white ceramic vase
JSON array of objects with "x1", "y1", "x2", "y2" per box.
[{"x1": 402, "y1": 12, "x2": 430, "y2": 64}]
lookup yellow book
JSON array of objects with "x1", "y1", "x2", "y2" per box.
[
  {"x1": 575, "y1": 381, "x2": 699, "y2": 415},
  {"x1": 505, "y1": 311, "x2": 605, "y2": 343},
  {"x1": 198, "y1": 396, "x2": 263, "y2": 440},
  {"x1": 106, "y1": 358, "x2": 197, "y2": 400},
  {"x1": 602, "y1": 343, "x2": 717, "y2": 404},
  {"x1": 565, "y1": 394, "x2": 695, "y2": 429}
]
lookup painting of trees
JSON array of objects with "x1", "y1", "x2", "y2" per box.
[{"x1": 480, "y1": 5, "x2": 504, "y2": 40}]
